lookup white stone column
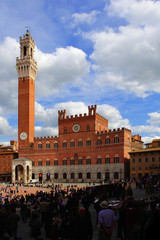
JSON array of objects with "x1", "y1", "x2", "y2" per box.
[
  {"x1": 24, "y1": 166, "x2": 27, "y2": 184},
  {"x1": 12, "y1": 165, "x2": 15, "y2": 183}
]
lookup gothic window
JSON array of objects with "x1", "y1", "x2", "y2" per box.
[
  {"x1": 64, "y1": 128, "x2": 67, "y2": 133},
  {"x1": 70, "y1": 140, "x2": 75, "y2": 148},
  {"x1": 114, "y1": 172, "x2": 119, "y2": 179},
  {"x1": 54, "y1": 160, "x2": 58, "y2": 165},
  {"x1": 63, "y1": 140, "x2": 67, "y2": 148},
  {"x1": 38, "y1": 159, "x2": 42, "y2": 166},
  {"x1": 97, "y1": 139, "x2": 102, "y2": 146},
  {"x1": 54, "y1": 142, "x2": 58, "y2": 149},
  {"x1": 32, "y1": 160, "x2": 35, "y2": 166},
  {"x1": 38, "y1": 142, "x2": 42, "y2": 149},
  {"x1": 78, "y1": 159, "x2": 83, "y2": 165},
  {"x1": 86, "y1": 139, "x2": 91, "y2": 146},
  {"x1": 78, "y1": 139, "x2": 83, "y2": 147},
  {"x1": 97, "y1": 172, "x2": 101, "y2": 179},
  {"x1": 114, "y1": 137, "x2": 119, "y2": 143},
  {"x1": 71, "y1": 173, "x2": 75, "y2": 179},
  {"x1": 86, "y1": 158, "x2": 91, "y2": 164},
  {"x1": 105, "y1": 138, "x2": 110, "y2": 144},
  {"x1": 78, "y1": 173, "x2": 82, "y2": 179},
  {"x1": 54, "y1": 173, "x2": 58, "y2": 179},
  {"x1": 87, "y1": 172, "x2": 91, "y2": 179},
  {"x1": 63, "y1": 160, "x2": 67, "y2": 165},
  {"x1": 114, "y1": 154, "x2": 119, "y2": 163},
  {"x1": 63, "y1": 173, "x2": 67, "y2": 179},
  {"x1": 97, "y1": 156, "x2": 102, "y2": 164},
  {"x1": 46, "y1": 142, "x2": 50, "y2": 149},
  {"x1": 105, "y1": 156, "x2": 110, "y2": 164},
  {"x1": 70, "y1": 160, "x2": 75, "y2": 165},
  {"x1": 46, "y1": 159, "x2": 50, "y2": 166}
]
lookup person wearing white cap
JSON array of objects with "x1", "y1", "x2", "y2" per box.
[{"x1": 98, "y1": 200, "x2": 116, "y2": 240}]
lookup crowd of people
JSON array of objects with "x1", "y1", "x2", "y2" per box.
[{"x1": 0, "y1": 177, "x2": 160, "y2": 240}]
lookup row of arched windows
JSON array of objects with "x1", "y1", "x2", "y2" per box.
[
  {"x1": 33, "y1": 154, "x2": 120, "y2": 166},
  {"x1": 34, "y1": 171, "x2": 120, "y2": 180},
  {"x1": 37, "y1": 136, "x2": 122, "y2": 149}
]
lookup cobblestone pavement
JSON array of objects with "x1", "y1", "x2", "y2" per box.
[{"x1": 4, "y1": 186, "x2": 151, "y2": 240}]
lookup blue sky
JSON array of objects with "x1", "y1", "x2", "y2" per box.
[{"x1": 0, "y1": 0, "x2": 160, "y2": 145}]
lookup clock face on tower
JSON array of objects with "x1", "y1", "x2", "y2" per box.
[
  {"x1": 72, "y1": 124, "x2": 80, "y2": 132},
  {"x1": 20, "y1": 132, "x2": 27, "y2": 140}
]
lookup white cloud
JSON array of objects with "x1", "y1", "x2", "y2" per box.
[
  {"x1": 147, "y1": 112, "x2": 160, "y2": 126},
  {"x1": 0, "y1": 37, "x2": 19, "y2": 112},
  {"x1": 106, "y1": 0, "x2": 160, "y2": 27},
  {"x1": 0, "y1": 116, "x2": 17, "y2": 137},
  {"x1": 97, "y1": 104, "x2": 131, "y2": 129},
  {"x1": 71, "y1": 10, "x2": 100, "y2": 27},
  {"x1": 35, "y1": 126, "x2": 58, "y2": 138},
  {"x1": 35, "y1": 46, "x2": 90, "y2": 98},
  {"x1": 82, "y1": 0, "x2": 160, "y2": 97},
  {"x1": 142, "y1": 136, "x2": 160, "y2": 145}
]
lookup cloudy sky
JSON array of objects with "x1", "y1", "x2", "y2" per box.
[{"x1": 0, "y1": 0, "x2": 160, "y2": 146}]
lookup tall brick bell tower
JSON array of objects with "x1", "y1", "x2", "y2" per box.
[{"x1": 16, "y1": 30, "x2": 37, "y2": 152}]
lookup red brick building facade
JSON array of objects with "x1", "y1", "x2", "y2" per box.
[
  {"x1": 12, "y1": 31, "x2": 143, "y2": 183},
  {"x1": 0, "y1": 141, "x2": 18, "y2": 182}
]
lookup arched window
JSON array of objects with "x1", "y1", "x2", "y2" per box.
[
  {"x1": 97, "y1": 137, "x2": 102, "y2": 146},
  {"x1": 105, "y1": 155, "x2": 110, "y2": 164},
  {"x1": 78, "y1": 173, "x2": 82, "y2": 179},
  {"x1": 63, "y1": 173, "x2": 67, "y2": 179},
  {"x1": 78, "y1": 139, "x2": 83, "y2": 147},
  {"x1": 63, "y1": 158, "x2": 67, "y2": 165},
  {"x1": 114, "y1": 154, "x2": 119, "y2": 163},
  {"x1": 38, "y1": 142, "x2": 42, "y2": 149},
  {"x1": 38, "y1": 159, "x2": 42, "y2": 166},
  {"x1": 54, "y1": 141, "x2": 58, "y2": 149},
  {"x1": 70, "y1": 157, "x2": 75, "y2": 165},
  {"x1": 32, "y1": 160, "x2": 35, "y2": 166},
  {"x1": 54, "y1": 173, "x2": 58, "y2": 179},
  {"x1": 87, "y1": 172, "x2": 91, "y2": 179},
  {"x1": 63, "y1": 140, "x2": 67, "y2": 148},
  {"x1": 71, "y1": 173, "x2": 74, "y2": 179},
  {"x1": 46, "y1": 141, "x2": 50, "y2": 149},
  {"x1": 86, "y1": 138, "x2": 91, "y2": 146},
  {"x1": 105, "y1": 137, "x2": 110, "y2": 144},
  {"x1": 70, "y1": 139, "x2": 75, "y2": 148},
  {"x1": 54, "y1": 158, "x2": 58, "y2": 165},
  {"x1": 46, "y1": 158, "x2": 50, "y2": 166},
  {"x1": 97, "y1": 172, "x2": 101, "y2": 179},
  {"x1": 114, "y1": 135, "x2": 119, "y2": 143},
  {"x1": 114, "y1": 172, "x2": 119, "y2": 179},
  {"x1": 97, "y1": 155, "x2": 102, "y2": 164},
  {"x1": 86, "y1": 157, "x2": 91, "y2": 164},
  {"x1": 78, "y1": 157, "x2": 83, "y2": 165}
]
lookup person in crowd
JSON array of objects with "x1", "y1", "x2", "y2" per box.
[
  {"x1": 121, "y1": 196, "x2": 141, "y2": 240},
  {"x1": 98, "y1": 200, "x2": 116, "y2": 240},
  {"x1": 144, "y1": 201, "x2": 160, "y2": 240},
  {"x1": 72, "y1": 207, "x2": 93, "y2": 240},
  {"x1": 6, "y1": 207, "x2": 20, "y2": 240},
  {"x1": 29, "y1": 209, "x2": 42, "y2": 240}
]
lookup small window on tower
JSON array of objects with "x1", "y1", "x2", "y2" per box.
[{"x1": 24, "y1": 46, "x2": 27, "y2": 56}]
